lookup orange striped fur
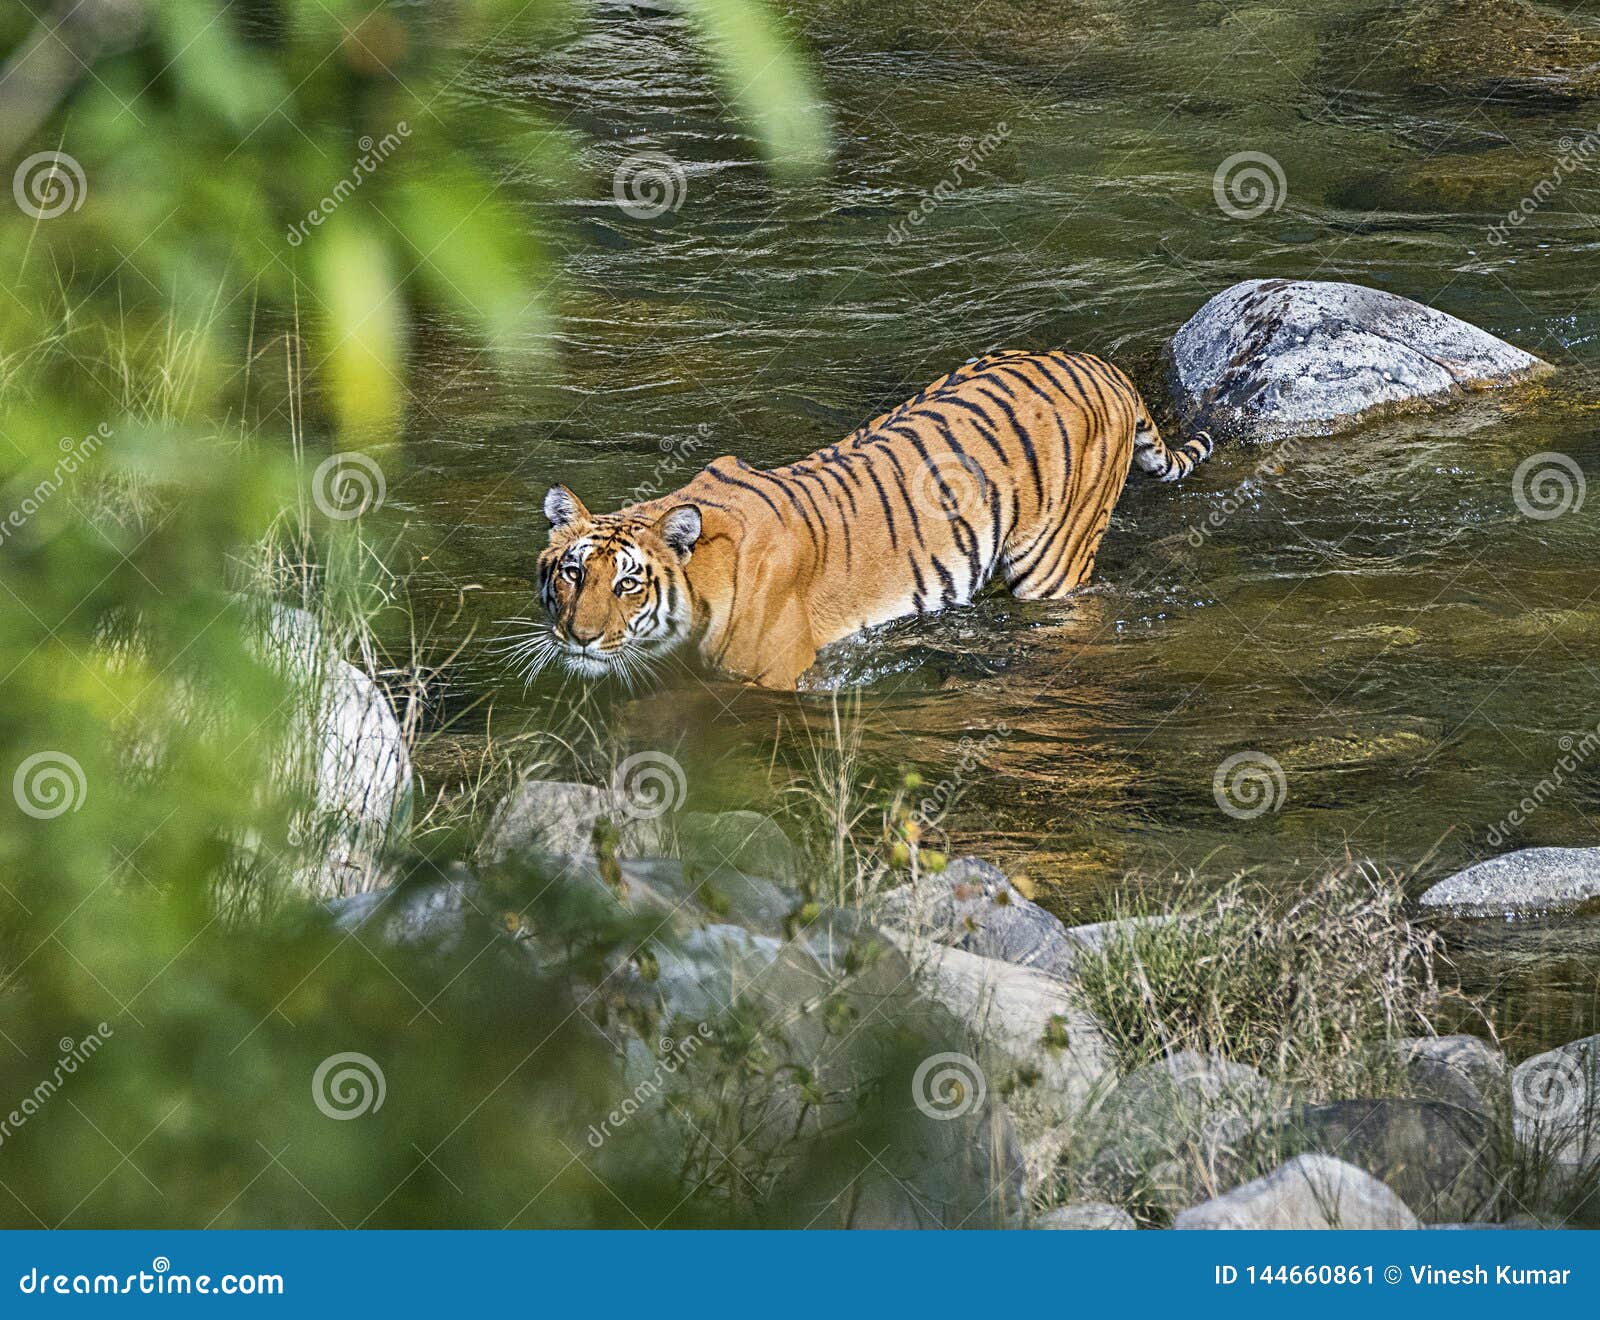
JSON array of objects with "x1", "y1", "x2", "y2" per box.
[{"x1": 532, "y1": 351, "x2": 1212, "y2": 688}]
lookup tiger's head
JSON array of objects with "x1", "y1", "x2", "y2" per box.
[{"x1": 525, "y1": 485, "x2": 702, "y2": 681}]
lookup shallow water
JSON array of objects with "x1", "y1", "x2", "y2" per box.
[{"x1": 391, "y1": 0, "x2": 1600, "y2": 1056}]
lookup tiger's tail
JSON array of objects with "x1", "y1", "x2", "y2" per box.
[{"x1": 1132, "y1": 400, "x2": 1213, "y2": 482}]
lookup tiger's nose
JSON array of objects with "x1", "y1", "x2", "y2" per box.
[{"x1": 567, "y1": 622, "x2": 602, "y2": 646}]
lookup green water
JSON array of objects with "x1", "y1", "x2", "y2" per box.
[{"x1": 394, "y1": 0, "x2": 1600, "y2": 1055}]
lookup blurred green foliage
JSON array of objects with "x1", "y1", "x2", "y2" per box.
[{"x1": 0, "y1": 0, "x2": 835, "y2": 1226}]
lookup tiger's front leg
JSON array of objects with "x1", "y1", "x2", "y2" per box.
[{"x1": 710, "y1": 591, "x2": 818, "y2": 689}]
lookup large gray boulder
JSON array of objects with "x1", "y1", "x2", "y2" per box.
[
  {"x1": 1175, "y1": 1154, "x2": 1420, "y2": 1229},
  {"x1": 1167, "y1": 279, "x2": 1549, "y2": 445},
  {"x1": 888, "y1": 936, "x2": 1112, "y2": 1124},
  {"x1": 1511, "y1": 1034, "x2": 1600, "y2": 1178},
  {"x1": 1419, "y1": 847, "x2": 1600, "y2": 917}
]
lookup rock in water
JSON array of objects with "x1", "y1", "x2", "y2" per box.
[
  {"x1": 1175, "y1": 1154, "x2": 1419, "y2": 1229},
  {"x1": 1419, "y1": 846, "x2": 1600, "y2": 917},
  {"x1": 1167, "y1": 278, "x2": 1550, "y2": 445}
]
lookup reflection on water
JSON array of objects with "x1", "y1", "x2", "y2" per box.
[{"x1": 388, "y1": 0, "x2": 1600, "y2": 1055}]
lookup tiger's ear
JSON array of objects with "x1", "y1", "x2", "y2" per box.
[
  {"x1": 544, "y1": 485, "x2": 590, "y2": 530},
  {"x1": 654, "y1": 504, "x2": 702, "y2": 561}
]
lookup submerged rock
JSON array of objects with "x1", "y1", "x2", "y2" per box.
[
  {"x1": 1385, "y1": 0, "x2": 1600, "y2": 103},
  {"x1": 1175, "y1": 1154, "x2": 1419, "y2": 1229},
  {"x1": 1167, "y1": 279, "x2": 1550, "y2": 445},
  {"x1": 1419, "y1": 846, "x2": 1600, "y2": 917}
]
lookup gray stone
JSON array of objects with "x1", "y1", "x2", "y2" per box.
[
  {"x1": 483, "y1": 777, "x2": 667, "y2": 862},
  {"x1": 1253, "y1": 1099, "x2": 1499, "y2": 1223},
  {"x1": 1167, "y1": 279, "x2": 1549, "y2": 446},
  {"x1": 1419, "y1": 847, "x2": 1600, "y2": 917},
  {"x1": 1511, "y1": 1034, "x2": 1600, "y2": 1178},
  {"x1": 1391, "y1": 1035, "x2": 1508, "y2": 1116},
  {"x1": 1059, "y1": 915, "x2": 1173, "y2": 955},
  {"x1": 1034, "y1": 1201, "x2": 1136, "y2": 1230},
  {"x1": 872, "y1": 857, "x2": 1080, "y2": 980},
  {"x1": 1085, "y1": 1051, "x2": 1292, "y2": 1213},
  {"x1": 888, "y1": 936, "x2": 1112, "y2": 1125},
  {"x1": 1175, "y1": 1154, "x2": 1420, "y2": 1229},
  {"x1": 329, "y1": 864, "x2": 507, "y2": 956},
  {"x1": 678, "y1": 810, "x2": 804, "y2": 889}
]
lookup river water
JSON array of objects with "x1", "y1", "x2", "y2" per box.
[{"x1": 390, "y1": 0, "x2": 1600, "y2": 1055}]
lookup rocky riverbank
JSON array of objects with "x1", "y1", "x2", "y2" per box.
[{"x1": 321, "y1": 769, "x2": 1600, "y2": 1229}]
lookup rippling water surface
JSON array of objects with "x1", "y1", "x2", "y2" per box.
[{"x1": 390, "y1": 1, "x2": 1600, "y2": 1053}]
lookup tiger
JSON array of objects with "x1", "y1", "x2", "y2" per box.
[{"x1": 521, "y1": 350, "x2": 1213, "y2": 690}]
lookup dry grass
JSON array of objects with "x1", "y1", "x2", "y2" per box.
[{"x1": 1071, "y1": 861, "x2": 1447, "y2": 1094}]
